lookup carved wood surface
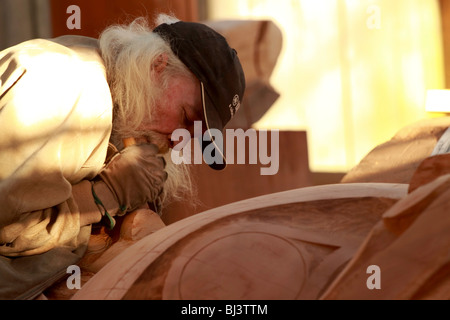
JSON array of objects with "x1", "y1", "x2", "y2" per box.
[
  {"x1": 72, "y1": 183, "x2": 407, "y2": 300},
  {"x1": 43, "y1": 209, "x2": 166, "y2": 300},
  {"x1": 342, "y1": 117, "x2": 450, "y2": 184},
  {"x1": 56, "y1": 118, "x2": 450, "y2": 300},
  {"x1": 408, "y1": 153, "x2": 450, "y2": 193},
  {"x1": 321, "y1": 174, "x2": 450, "y2": 300}
]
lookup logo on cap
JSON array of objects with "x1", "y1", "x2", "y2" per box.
[{"x1": 229, "y1": 94, "x2": 241, "y2": 117}]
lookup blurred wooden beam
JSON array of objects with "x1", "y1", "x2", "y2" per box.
[
  {"x1": 162, "y1": 130, "x2": 312, "y2": 225},
  {"x1": 50, "y1": 0, "x2": 198, "y2": 38}
]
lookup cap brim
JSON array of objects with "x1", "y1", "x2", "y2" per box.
[{"x1": 201, "y1": 82, "x2": 227, "y2": 170}]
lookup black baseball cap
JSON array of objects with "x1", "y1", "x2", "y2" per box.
[{"x1": 153, "y1": 21, "x2": 246, "y2": 170}]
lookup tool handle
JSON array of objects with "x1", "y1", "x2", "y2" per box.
[{"x1": 123, "y1": 137, "x2": 137, "y2": 148}]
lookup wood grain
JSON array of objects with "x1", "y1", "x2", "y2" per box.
[
  {"x1": 72, "y1": 183, "x2": 406, "y2": 300},
  {"x1": 408, "y1": 153, "x2": 450, "y2": 193},
  {"x1": 342, "y1": 117, "x2": 450, "y2": 184},
  {"x1": 321, "y1": 175, "x2": 450, "y2": 300}
]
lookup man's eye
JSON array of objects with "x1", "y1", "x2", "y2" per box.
[{"x1": 183, "y1": 109, "x2": 190, "y2": 124}]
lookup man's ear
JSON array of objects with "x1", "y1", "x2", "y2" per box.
[{"x1": 151, "y1": 53, "x2": 168, "y2": 76}]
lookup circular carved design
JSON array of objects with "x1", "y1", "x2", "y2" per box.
[{"x1": 173, "y1": 232, "x2": 306, "y2": 300}]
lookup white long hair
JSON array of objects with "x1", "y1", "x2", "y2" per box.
[
  {"x1": 99, "y1": 14, "x2": 192, "y2": 138},
  {"x1": 99, "y1": 14, "x2": 197, "y2": 210}
]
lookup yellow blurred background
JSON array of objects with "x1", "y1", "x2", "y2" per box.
[{"x1": 208, "y1": 0, "x2": 445, "y2": 172}]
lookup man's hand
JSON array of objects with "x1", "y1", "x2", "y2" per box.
[{"x1": 96, "y1": 143, "x2": 168, "y2": 213}]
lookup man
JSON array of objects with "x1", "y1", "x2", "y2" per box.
[{"x1": 0, "y1": 14, "x2": 245, "y2": 299}]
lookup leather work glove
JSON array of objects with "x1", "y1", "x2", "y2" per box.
[{"x1": 92, "y1": 143, "x2": 168, "y2": 218}]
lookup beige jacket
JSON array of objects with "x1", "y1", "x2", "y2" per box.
[{"x1": 0, "y1": 36, "x2": 113, "y2": 257}]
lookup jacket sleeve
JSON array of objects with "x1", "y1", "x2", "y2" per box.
[{"x1": 0, "y1": 38, "x2": 114, "y2": 257}]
